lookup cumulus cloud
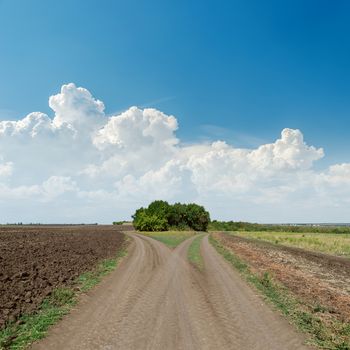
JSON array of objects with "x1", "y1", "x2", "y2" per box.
[
  {"x1": 94, "y1": 106, "x2": 178, "y2": 150},
  {"x1": 0, "y1": 82, "x2": 348, "y2": 223},
  {"x1": 248, "y1": 128, "x2": 324, "y2": 171},
  {"x1": 50, "y1": 83, "x2": 105, "y2": 131}
]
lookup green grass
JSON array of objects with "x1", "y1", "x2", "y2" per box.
[
  {"x1": 77, "y1": 257, "x2": 123, "y2": 292},
  {"x1": 209, "y1": 234, "x2": 350, "y2": 350},
  {"x1": 139, "y1": 231, "x2": 197, "y2": 248},
  {"x1": 230, "y1": 231, "x2": 350, "y2": 257},
  {"x1": 0, "y1": 248, "x2": 128, "y2": 350},
  {"x1": 187, "y1": 233, "x2": 206, "y2": 270}
]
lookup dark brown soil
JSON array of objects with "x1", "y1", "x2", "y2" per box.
[
  {"x1": 215, "y1": 232, "x2": 350, "y2": 323},
  {"x1": 0, "y1": 225, "x2": 127, "y2": 329}
]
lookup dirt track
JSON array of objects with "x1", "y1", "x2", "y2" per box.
[{"x1": 32, "y1": 234, "x2": 310, "y2": 350}]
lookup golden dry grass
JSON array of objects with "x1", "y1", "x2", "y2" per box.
[{"x1": 232, "y1": 231, "x2": 350, "y2": 257}]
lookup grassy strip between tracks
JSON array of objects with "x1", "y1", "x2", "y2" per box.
[
  {"x1": 187, "y1": 233, "x2": 206, "y2": 270},
  {"x1": 0, "y1": 245, "x2": 129, "y2": 350},
  {"x1": 209, "y1": 235, "x2": 350, "y2": 350},
  {"x1": 139, "y1": 231, "x2": 197, "y2": 248}
]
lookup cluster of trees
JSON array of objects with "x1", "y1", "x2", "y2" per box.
[
  {"x1": 208, "y1": 220, "x2": 350, "y2": 234},
  {"x1": 112, "y1": 221, "x2": 129, "y2": 225},
  {"x1": 132, "y1": 200, "x2": 210, "y2": 232}
]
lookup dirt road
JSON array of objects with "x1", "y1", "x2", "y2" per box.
[{"x1": 32, "y1": 234, "x2": 310, "y2": 350}]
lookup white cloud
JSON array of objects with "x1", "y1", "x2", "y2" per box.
[
  {"x1": 42, "y1": 176, "x2": 78, "y2": 199},
  {"x1": 324, "y1": 163, "x2": 350, "y2": 185},
  {"x1": 93, "y1": 106, "x2": 178, "y2": 150},
  {"x1": 0, "y1": 161, "x2": 13, "y2": 177},
  {"x1": 50, "y1": 83, "x2": 105, "y2": 132},
  {"x1": 0, "y1": 83, "x2": 349, "y2": 223},
  {"x1": 248, "y1": 128, "x2": 324, "y2": 171}
]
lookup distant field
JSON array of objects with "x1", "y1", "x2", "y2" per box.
[
  {"x1": 139, "y1": 231, "x2": 197, "y2": 248},
  {"x1": 231, "y1": 231, "x2": 350, "y2": 257}
]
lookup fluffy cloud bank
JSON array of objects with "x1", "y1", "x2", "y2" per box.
[{"x1": 0, "y1": 83, "x2": 348, "y2": 223}]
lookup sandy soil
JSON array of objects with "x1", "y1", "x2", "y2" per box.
[{"x1": 31, "y1": 234, "x2": 310, "y2": 350}]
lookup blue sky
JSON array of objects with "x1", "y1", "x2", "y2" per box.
[
  {"x1": 0, "y1": 0, "x2": 349, "y2": 222},
  {"x1": 1, "y1": 0, "x2": 350, "y2": 162}
]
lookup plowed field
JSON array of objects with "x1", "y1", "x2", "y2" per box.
[{"x1": 0, "y1": 225, "x2": 126, "y2": 329}]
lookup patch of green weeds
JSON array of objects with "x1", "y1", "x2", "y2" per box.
[{"x1": 187, "y1": 233, "x2": 206, "y2": 270}]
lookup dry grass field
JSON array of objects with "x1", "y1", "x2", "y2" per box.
[{"x1": 233, "y1": 231, "x2": 350, "y2": 257}]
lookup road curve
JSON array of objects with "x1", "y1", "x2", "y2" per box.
[{"x1": 31, "y1": 234, "x2": 310, "y2": 350}]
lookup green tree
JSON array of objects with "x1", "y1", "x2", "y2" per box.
[
  {"x1": 132, "y1": 201, "x2": 211, "y2": 232},
  {"x1": 168, "y1": 203, "x2": 187, "y2": 228},
  {"x1": 147, "y1": 200, "x2": 171, "y2": 220},
  {"x1": 184, "y1": 203, "x2": 210, "y2": 231},
  {"x1": 133, "y1": 209, "x2": 168, "y2": 231}
]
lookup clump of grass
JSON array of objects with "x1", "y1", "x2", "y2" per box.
[
  {"x1": 187, "y1": 234, "x2": 206, "y2": 270},
  {"x1": 139, "y1": 231, "x2": 197, "y2": 248},
  {"x1": 209, "y1": 235, "x2": 350, "y2": 349},
  {"x1": 0, "y1": 248, "x2": 128, "y2": 350},
  {"x1": 0, "y1": 288, "x2": 76, "y2": 349},
  {"x1": 77, "y1": 253, "x2": 124, "y2": 292}
]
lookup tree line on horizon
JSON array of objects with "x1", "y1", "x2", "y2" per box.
[{"x1": 208, "y1": 220, "x2": 350, "y2": 234}]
